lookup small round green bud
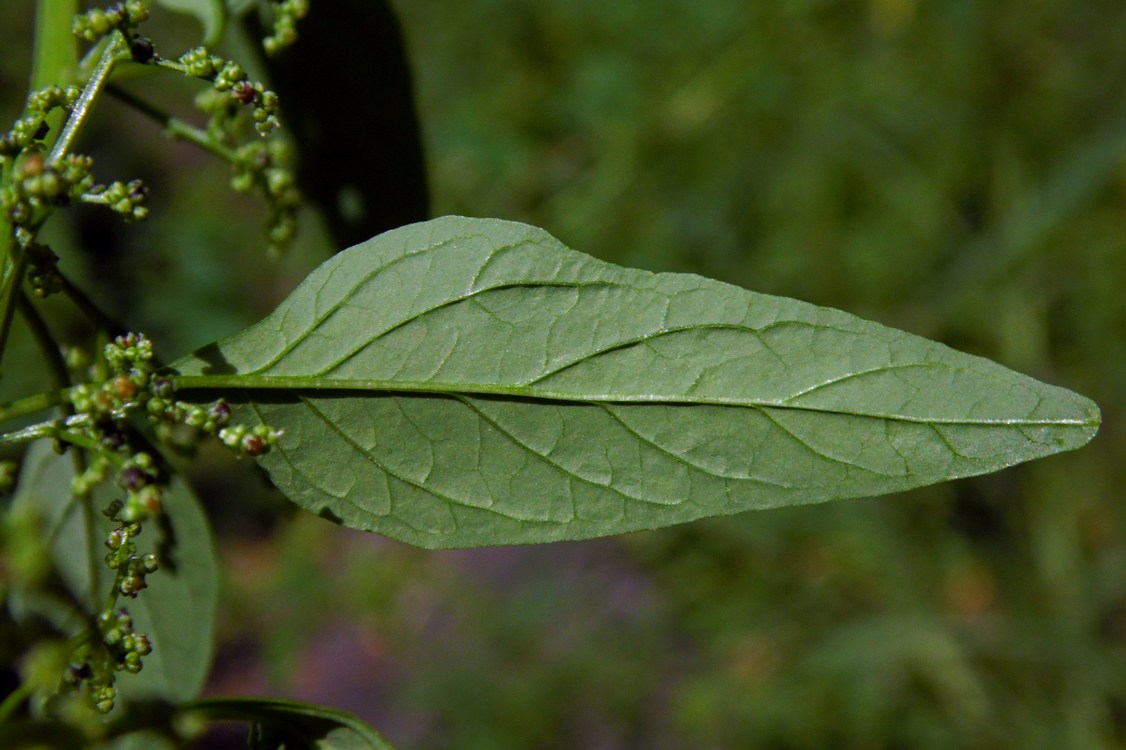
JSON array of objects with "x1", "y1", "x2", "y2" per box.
[
  {"x1": 105, "y1": 528, "x2": 127, "y2": 550},
  {"x1": 219, "y1": 425, "x2": 247, "y2": 449},
  {"x1": 64, "y1": 346, "x2": 90, "y2": 372},
  {"x1": 230, "y1": 171, "x2": 255, "y2": 193},
  {"x1": 208, "y1": 401, "x2": 232, "y2": 426},
  {"x1": 120, "y1": 574, "x2": 147, "y2": 597},
  {"x1": 123, "y1": 653, "x2": 143, "y2": 673},
  {"x1": 152, "y1": 377, "x2": 176, "y2": 399}
]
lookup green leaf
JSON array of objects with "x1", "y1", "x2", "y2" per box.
[
  {"x1": 156, "y1": 0, "x2": 227, "y2": 46},
  {"x1": 170, "y1": 216, "x2": 1100, "y2": 548},
  {"x1": 10, "y1": 442, "x2": 220, "y2": 702},
  {"x1": 189, "y1": 698, "x2": 397, "y2": 750}
]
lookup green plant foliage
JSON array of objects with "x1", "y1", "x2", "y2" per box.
[
  {"x1": 10, "y1": 443, "x2": 219, "y2": 703},
  {"x1": 190, "y1": 698, "x2": 397, "y2": 749},
  {"x1": 0, "y1": 1, "x2": 1116, "y2": 745},
  {"x1": 170, "y1": 216, "x2": 1098, "y2": 548}
]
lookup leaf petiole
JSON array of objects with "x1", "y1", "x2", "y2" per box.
[
  {"x1": 0, "y1": 388, "x2": 72, "y2": 426},
  {"x1": 106, "y1": 84, "x2": 240, "y2": 163},
  {"x1": 48, "y1": 33, "x2": 129, "y2": 165}
]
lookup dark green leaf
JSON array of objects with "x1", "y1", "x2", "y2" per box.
[
  {"x1": 170, "y1": 216, "x2": 1100, "y2": 548},
  {"x1": 245, "y1": 0, "x2": 429, "y2": 246},
  {"x1": 190, "y1": 698, "x2": 397, "y2": 750},
  {"x1": 10, "y1": 442, "x2": 220, "y2": 702}
]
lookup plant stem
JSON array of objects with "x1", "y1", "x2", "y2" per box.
[
  {"x1": 0, "y1": 388, "x2": 71, "y2": 425},
  {"x1": 0, "y1": 418, "x2": 65, "y2": 447},
  {"x1": 0, "y1": 35, "x2": 125, "y2": 371},
  {"x1": 0, "y1": 237, "x2": 30, "y2": 372},
  {"x1": 48, "y1": 34, "x2": 128, "y2": 165},
  {"x1": 32, "y1": 0, "x2": 79, "y2": 156},
  {"x1": 59, "y1": 272, "x2": 124, "y2": 337},
  {"x1": 54, "y1": 427, "x2": 111, "y2": 456},
  {"x1": 107, "y1": 84, "x2": 242, "y2": 163},
  {"x1": 17, "y1": 291, "x2": 72, "y2": 395},
  {"x1": 32, "y1": 0, "x2": 78, "y2": 90},
  {"x1": 0, "y1": 681, "x2": 35, "y2": 726}
]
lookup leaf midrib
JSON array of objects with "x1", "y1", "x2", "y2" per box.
[{"x1": 172, "y1": 373, "x2": 1097, "y2": 427}]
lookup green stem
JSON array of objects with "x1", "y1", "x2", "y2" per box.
[
  {"x1": 107, "y1": 84, "x2": 241, "y2": 163},
  {"x1": 0, "y1": 415, "x2": 125, "y2": 468},
  {"x1": 0, "y1": 418, "x2": 66, "y2": 447},
  {"x1": 48, "y1": 34, "x2": 128, "y2": 165},
  {"x1": 0, "y1": 681, "x2": 35, "y2": 725},
  {"x1": 59, "y1": 272, "x2": 123, "y2": 337},
  {"x1": 54, "y1": 427, "x2": 111, "y2": 457},
  {"x1": 32, "y1": 0, "x2": 79, "y2": 154},
  {"x1": 0, "y1": 388, "x2": 72, "y2": 425},
  {"x1": 17, "y1": 294, "x2": 93, "y2": 585},
  {"x1": 17, "y1": 291, "x2": 72, "y2": 395},
  {"x1": 0, "y1": 36, "x2": 124, "y2": 371},
  {"x1": 0, "y1": 238, "x2": 30, "y2": 372},
  {"x1": 32, "y1": 0, "x2": 78, "y2": 89}
]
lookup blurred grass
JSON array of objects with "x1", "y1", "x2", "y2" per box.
[{"x1": 3, "y1": 1, "x2": 1126, "y2": 748}]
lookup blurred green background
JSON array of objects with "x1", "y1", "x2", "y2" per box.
[{"x1": 4, "y1": 1, "x2": 1126, "y2": 748}]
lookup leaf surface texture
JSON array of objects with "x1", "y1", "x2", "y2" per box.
[{"x1": 172, "y1": 217, "x2": 1099, "y2": 547}]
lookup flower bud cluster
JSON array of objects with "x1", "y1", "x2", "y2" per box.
[
  {"x1": 72, "y1": 2, "x2": 149, "y2": 43},
  {"x1": 218, "y1": 422, "x2": 285, "y2": 457},
  {"x1": 263, "y1": 0, "x2": 311, "y2": 56},
  {"x1": 104, "y1": 516, "x2": 158, "y2": 594},
  {"x1": 68, "y1": 334, "x2": 283, "y2": 464},
  {"x1": 65, "y1": 607, "x2": 152, "y2": 712},
  {"x1": 70, "y1": 333, "x2": 156, "y2": 423},
  {"x1": 82, "y1": 178, "x2": 149, "y2": 222},
  {"x1": 230, "y1": 138, "x2": 301, "y2": 254},
  {"x1": 181, "y1": 47, "x2": 281, "y2": 136},
  {"x1": 1, "y1": 152, "x2": 95, "y2": 227},
  {"x1": 26, "y1": 85, "x2": 83, "y2": 116},
  {"x1": 26, "y1": 242, "x2": 62, "y2": 298},
  {"x1": 0, "y1": 85, "x2": 83, "y2": 159},
  {"x1": 60, "y1": 606, "x2": 153, "y2": 712},
  {"x1": 51, "y1": 332, "x2": 286, "y2": 713},
  {"x1": 114, "y1": 453, "x2": 163, "y2": 524}
]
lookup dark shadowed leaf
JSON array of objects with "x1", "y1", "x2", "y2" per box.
[
  {"x1": 170, "y1": 216, "x2": 1100, "y2": 548},
  {"x1": 245, "y1": 0, "x2": 429, "y2": 247}
]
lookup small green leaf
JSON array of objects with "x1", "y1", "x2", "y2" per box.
[
  {"x1": 156, "y1": 0, "x2": 227, "y2": 46},
  {"x1": 170, "y1": 216, "x2": 1100, "y2": 548},
  {"x1": 189, "y1": 698, "x2": 397, "y2": 750},
  {"x1": 10, "y1": 442, "x2": 219, "y2": 702}
]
